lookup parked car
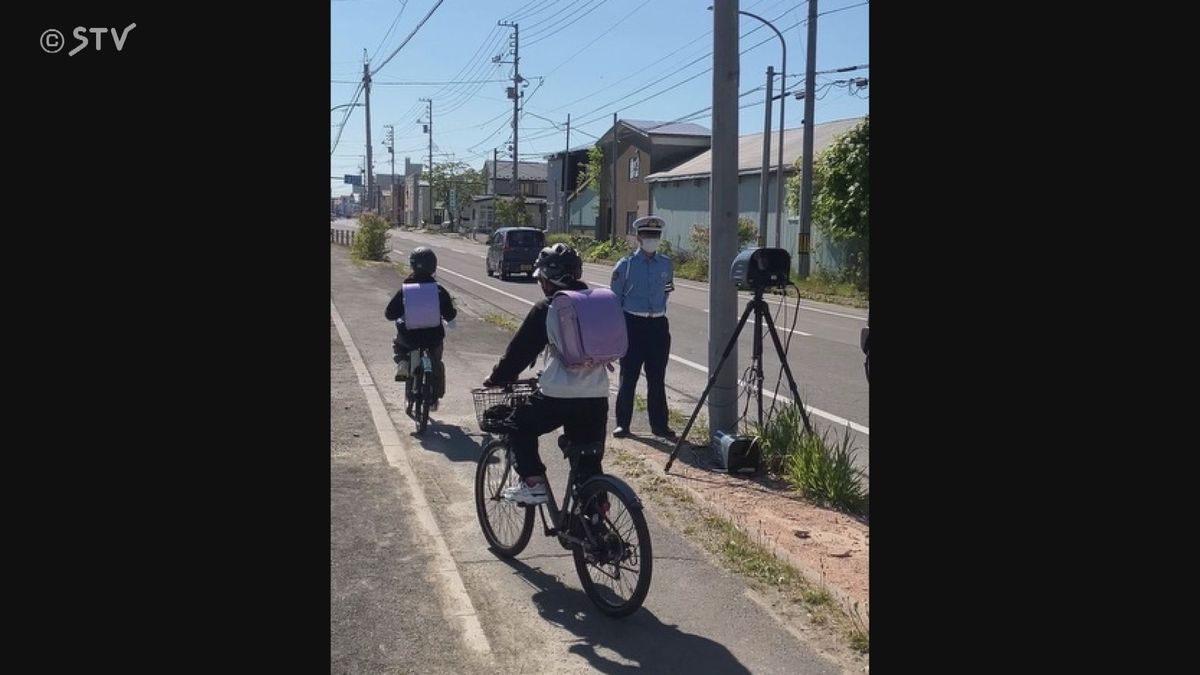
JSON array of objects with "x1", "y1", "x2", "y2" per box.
[{"x1": 485, "y1": 227, "x2": 545, "y2": 280}]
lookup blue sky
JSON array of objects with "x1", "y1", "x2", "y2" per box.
[{"x1": 331, "y1": 0, "x2": 868, "y2": 196}]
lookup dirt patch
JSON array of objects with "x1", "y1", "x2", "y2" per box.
[{"x1": 608, "y1": 436, "x2": 869, "y2": 631}]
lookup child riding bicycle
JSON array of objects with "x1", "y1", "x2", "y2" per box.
[
  {"x1": 385, "y1": 246, "x2": 458, "y2": 409},
  {"x1": 483, "y1": 243, "x2": 627, "y2": 505}
]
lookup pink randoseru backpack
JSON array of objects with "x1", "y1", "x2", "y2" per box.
[
  {"x1": 402, "y1": 283, "x2": 441, "y2": 329},
  {"x1": 550, "y1": 288, "x2": 628, "y2": 368}
]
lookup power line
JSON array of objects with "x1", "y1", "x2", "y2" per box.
[
  {"x1": 543, "y1": 0, "x2": 654, "y2": 76},
  {"x1": 333, "y1": 78, "x2": 514, "y2": 85},
  {"x1": 506, "y1": 0, "x2": 555, "y2": 23},
  {"x1": 368, "y1": 0, "x2": 409, "y2": 65},
  {"x1": 523, "y1": 0, "x2": 590, "y2": 32},
  {"x1": 370, "y1": 0, "x2": 446, "y2": 77},
  {"x1": 524, "y1": 0, "x2": 610, "y2": 46},
  {"x1": 806, "y1": 0, "x2": 868, "y2": 22},
  {"x1": 787, "y1": 63, "x2": 869, "y2": 77},
  {"x1": 330, "y1": 80, "x2": 365, "y2": 155},
  {"x1": 384, "y1": 28, "x2": 506, "y2": 139},
  {"x1": 402, "y1": 25, "x2": 502, "y2": 115},
  {"x1": 421, "y1": 31, "x2": 508, "y2": 120},
  {"x1": 526, "y1": 13, "x2": 805, "y2": 143},
  {"x1": 545, "y1": 7, "x2": 793, "y2": 115}
]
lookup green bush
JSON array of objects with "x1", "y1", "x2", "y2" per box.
[
  {"x1": 581, "y1": 239, "x2": 630, "y2": 263},
  {"x1": 351, "y1": 214, "x2": 390, "y2": 261},
  {"x1": 784, "y1": 426, "x2": 869, "y2": 516},
  {"x1": 737, "y1": 217, "x2": 758, "y2": 248},
  {"x1": 675, "y1": 258, "x2": 709, "y2": 282},
  {"x1": 545, "y1": 233, "x2": 598, "y2": 252},
  {"x1": 752, "y1": 404, "x2": 869, "y2": 516},
  {"x1": 689, "y1": 223, "x2": 710, "y2": 253}
]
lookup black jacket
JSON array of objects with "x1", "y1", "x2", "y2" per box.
[
  {"x1": 385, "y1": 273, "x2": 458, "y2": 348},
  {"x1": 489, "y1": 280, "x2": 588, "y2": 383}
]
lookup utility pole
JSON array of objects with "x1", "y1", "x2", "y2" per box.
[
  {"x1": 384, "y1": 125, "x2": 395, "y2": 225},
  {"x1": 798, "y1": 0, "x2": 818, "y2": 277},
  {"x1": 611, "y1": 111, "x2": 618, "y2": 243},
  {"x1": 363, "y1": 50, "x2": 374, "y2": 214},
  {"x1": 774, "y1": 61, "x2": 786, "y2": 248},
  {"x1": 419, "y1": 97, "x2": 433, "y2": 224},
  {"x1": 709, "y1": 0, "x2": 740, "y2": 436},
  {"x1": 498, "y1": 21, "x2": 521, "y2": 197},
  {"x1": 561, "y1": 113, "x2": 570, "y2": 231},
  {"x1": 757, "y1": 66, "x2": 774, "y2": 248}
]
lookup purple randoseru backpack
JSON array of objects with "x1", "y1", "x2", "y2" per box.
[
  {"x1": 550, "y1": 288, "x2": 628, "y2": 368},
  {"x1": 402, "y1": 283, "x2": 441, "y2": 329}
]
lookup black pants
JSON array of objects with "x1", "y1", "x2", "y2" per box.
[
  {"x1": 509, "y1": 393, "x2": 608, "y2": 481},
  {"x1": 393, "y1": 333, "x2": 443, "y2": 364},
  {"x1": 615, "y1": 315, "x2": 671, "y2": 431},
  {"x1": 395, "y1": 337, "x2": 445, "y2": 398}
]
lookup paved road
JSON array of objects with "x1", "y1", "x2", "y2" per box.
[
  {"x1": 330, "y1": 243, "x2": 857, "y2": 674},
  {"x1": 334, "y1": 220, "x2": 869, "y2": 476}
]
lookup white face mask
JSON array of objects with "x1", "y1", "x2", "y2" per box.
[{"x1": 640, "y1": 238, "x2": 660, "y2": 254}]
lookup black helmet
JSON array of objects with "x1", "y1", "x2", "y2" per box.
[
  {"x1": 534, "y1": 243, "x2": 582, "y2": 286},
  {"x1": 409, "y1": 246, "x2": 437, "y2": 275}
]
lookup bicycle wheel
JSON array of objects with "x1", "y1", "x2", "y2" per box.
[
  {"x1": 572, "y1": 475, "x2": 653, "y2": 617},
  {"x1": 416, "y1": 362, "x2": 432, "y2": 434},
  {"x1": 474, "y1": 439, "x2": 534, "y2": 557}
]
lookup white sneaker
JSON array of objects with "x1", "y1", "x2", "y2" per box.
[
  {"x1": 502, "y1": 478, "x2": 548, "y2": 505},
  {"x1": 394, "y1": 360, "x2": 410, "y2": 381}
]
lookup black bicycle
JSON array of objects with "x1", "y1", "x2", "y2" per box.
[
  {"x1": 471, "y1": 380, "x2": 653, "y2": 617},
  {"x1": 403, "y1": 346, "x2": 437, "y2": 434}
]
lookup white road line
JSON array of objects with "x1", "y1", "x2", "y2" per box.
[
  {"x1": 791, "y1": 304, "x2": 867, "y2": 321},
  {"x1": 435, "y1": 265, "x2": 535, "y2": 307},
  {"x1": 703, "y1": 305, "x2": 862, "y2": 322},
  {"x1": 407, "y1": 254, "x2": 868, "y2": 435},
  {"x1": 696, "y1": 309, "x2": 812, "y2": 337},
  {"x1": 330, "y1": 301, "x2": 491, "y2": 654},
  {"x1": 667, "y1": 353, "x2": 869, "y2": 436},
  {"x1": 394, "y1": 239, "x2": 863, "y2": 319}
]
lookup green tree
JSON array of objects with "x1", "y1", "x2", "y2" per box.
[
  {"x1": 427, "y1": 162, "x2": 485, "y2": 227},
  {"x1": 495, "y1": 196, "x2": 531, "y2": 226},
  {"x1": 787, "y1": 118, "x2": 869, "y2": 289},
  {"x1": 576, "y1": 146, "x2": 604, "y2": 192}
]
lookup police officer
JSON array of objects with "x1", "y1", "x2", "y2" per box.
[{"x1": 611, "y1": 216, "x2": 677, "y2": 440}]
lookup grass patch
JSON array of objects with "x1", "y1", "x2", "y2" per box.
[
  {"x1": 603, "y1": 446, "x2": 866, "y2": 655},
  {"x1": 667, "y1": 405, "x2": 689, "y2": 429},
  {"x1": 698, "y1": 513, "x2": 867, "y2": 653},
  {"x1": 484, "y1": 313, "x2": 518, "y2": 332},
  {"x1": 785, "y1": 426, "x2": 869, "y2": 516},
  {"x1": 762, "y1": 269, "x2": 868, "y2": 309},
  {"x1": 674, "y1": 257, "x2": 709, "y2": 282},
  {"x1": 780, "y1": 276, "x2": 868, "y2": 309},
  {"x1": 633, "y1": 394, "x2": 648, "y2": 412},
  {"x1": 705, "y1": 514, "x2": 799, "y2": 587},
  {"x1": 754, "y1": 405, "x2": 869, "y2": 516}
]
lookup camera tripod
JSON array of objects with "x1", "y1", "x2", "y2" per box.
[{"x1": 665, "y1": 286, "x2": 813, "y2": 473}]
